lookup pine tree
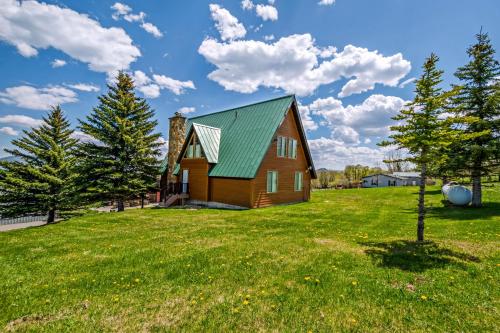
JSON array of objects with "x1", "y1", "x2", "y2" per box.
[
  {"x1": 380, "y1": 54, "x2": 456, "y2": 241},
  {"x1": 451, "y1": 31, "x2": 500, "y2": 207},
  {"x1": 0, "y1": 106, "x2": 78, "y2": 223},
  {"x1": 76, "y1": 72, "x2": 161, "y2": 211}
]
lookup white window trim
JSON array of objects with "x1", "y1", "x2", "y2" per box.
[
  {"x1": 295, "y1": 171, "x2": 303, "y2": 191},
  {"x1": 267, "y1": 170, "x2": 278, "y2": 193}
]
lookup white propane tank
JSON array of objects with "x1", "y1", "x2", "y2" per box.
[
  {"x1": 447, "y1": 186, "x2": 472, "y2": 206},
  {"x1": 442, "y1": 181, "x2": 459, "y2": 196}
]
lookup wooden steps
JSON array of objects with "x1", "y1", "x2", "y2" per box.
[{"x1": 158, "y1": 193, "x2": 189, "y2": 208}]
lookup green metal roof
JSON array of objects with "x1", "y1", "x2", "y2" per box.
[
  {"x1": 192, "y1": 123, "x2": 221, "y2": 164},
  {"x1": 159, "y1": 157, "x2": 168, "y2": 174},
  {"x1": 185, "y1": 95, "x2": 295, "y2": 178}
]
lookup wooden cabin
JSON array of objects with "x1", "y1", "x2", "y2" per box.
[{"x1": 159, "y1": 95, "x2": 317, "y2": 209}]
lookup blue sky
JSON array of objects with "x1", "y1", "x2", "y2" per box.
[{"x1": 1, "y1": 0, "x2": 499, "y2": 168}]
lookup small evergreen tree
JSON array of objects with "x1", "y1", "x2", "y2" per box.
[
  {"x1": 380, "y1": 54, "x2": 456, "y2": 241},
  {"x1": 77, "y1": 72, "x2": 161, "y2": 211},
  {"x1": 451, "y1": 31, "x2": 500, "y2": 207},
  {"x1": 0, "y1": 106, "x2": 78, "y2": 223}
]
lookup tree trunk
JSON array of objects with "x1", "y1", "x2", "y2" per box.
[
  {"x1": 47, "y1": 209, "x2": 55, "y2": 223},
  {"x1": 117, "y1": 199, "x2": 125, "y2": 212},
  {"x1": 417, "y1": 164, "x2": 427, "y2": 242},
  {"x1": 471, "y1": 162, "x2": 482, "y2": 207},
  {"x1": 141, "y1": 194, "x2": 145, "y2": 209}
]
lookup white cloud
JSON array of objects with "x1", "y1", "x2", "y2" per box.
[
  {"x1": 264, "y1": 34, "x2": 275, "y2": 41},
  {"x1": 398, "y1": 77, "x2": 416, "y2": 88},
  {"x1": 157, "y1": 136, "x2": 168, "y2": 158},
  {"x1": 198, "y1": 34, "x2": 411, "y2": 97},
  {"x1": 71, "y1": 130, "x2": 100, "y2": 144},
  {"x1": 65, "y1": 83, "x2": 100, "y2": 92},
  {"x1": 137, "y1": 84, "x2": 161, "y2": 98},
  {"x1": 130, "y1": 70, "x2": 195, "y2": 97},
  {"x1": 141, "y1": 22, "x2": 163, "y2": 38},
  {"x1": 308, "y1": 94, "x2": 407, "y2": 143},
  {"x1": 241, "y1": 0, "x2": 254, "y2": 10},
  {"x1": 318, "y1": 0, "x2": 335, "y2": 5},
  {"x1": 255, "y1": 4, "x2": 278, "y2": 21},
  {"x1": 111, "y1": 2, "x2": 163, "y2": 38},
  {"x1": 209, "y1": 4, "x2": 246, "y2": 42},
  {"x1": 153, "y1": 74, "x2": 196, "y2": 95},
  {"x1": 51, "y1": 59, "x2": 67, "y2": 68},
  {"x1": 0, "y1": 126, "x2": 19, "y2": 136},
  {"x1": 0, "y1": 0, "x2": 141, "y2": 74},
  {"x1": 308, "y1": 137, "x2": 386, "y2": 169},
  {"x1": 0, "y1": 114, "x2": 43, "y2": 128},
  {"x1": 111, "y1": 2, "x2": 131, "y2": 19},
  {"x1": 297, "y1": 103, "x2": 318, "y2": 132},
  {"x1": 178, "y1": 107, "x2": 196, "y2": 114},
  {"x1": 0, "y1": 85, "x2": 78, "y2": 110}
]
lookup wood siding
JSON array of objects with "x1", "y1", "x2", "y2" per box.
[
  {"x1": 179, "y1": 158, "x2": 210, "y2": 202},
  {"x1": 251, "y1": 107, "x2": 311, "y2": 208},
  {"x1": 209, "y1": 177, "x2": 252, "y2": 207}
]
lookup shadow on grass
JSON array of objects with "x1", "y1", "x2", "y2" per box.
[
  {"x1": 429, "y1": 202, "x2": 500, "y2": 221},
  {"x1": 360, "y1": 240, "x2": 480, "y2": 272}
]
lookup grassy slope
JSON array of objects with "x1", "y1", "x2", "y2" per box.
[{"x1": 0, "y1": 186, "x2": 498, "y2": 332}]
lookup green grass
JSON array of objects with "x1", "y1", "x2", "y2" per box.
[{"x1": 1, "y1": 186, "x2": 499, "y2": 332}]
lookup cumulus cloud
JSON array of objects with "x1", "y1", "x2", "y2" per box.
[
  {"x1": 398, "y1": 77, "x2": 416, "y2": 88},
  {"x1": 198, "y1": 34, "x2": 411, "y2": 97},
  {"x1": 241, "y1": 0, "x2": 254, "y2": 10},
  {"x1": 297, "y1": 103, "x2": 318, "y2": 132},
  {"x1": 264, "y1": 34, "x2": 275, "y2": 41},
  {"x1": 51, "y1": 59, "x2": 67, "y2": 68},
  {"x1": 307, "y1": 94, "x2": 407, "y2": 144},
  {"x1": 130, "y1": 70, "x2": 195, "y2": 98},
  {"x1": 308, "y1": 137, "x2": 387, "y2": 169},
  {"x1": 156, "y1": 136, "x2": 169, "y2": 158},
  {"x1": 0, "y1": 126, "x2": 19, "y2": 136},
  {"x1": 255, "y1": 4, "x2": 278, "y2": 21},
  {"x1": 0, "y1": 0, "x2": 140, "y2": 74},
  {"x1": 0, "y1": 114, "x2": 43, "y2": 128},
  {"x1": 209, "y1": 4, "x2": 246, "y2": 42},
  {"x1": 111, "y1": 2, "x2": 163, "y2": 38},
  {"x1": 0, "y1": 85, "x2": 78, "y2": 110},
  {"x1": 318, "y1": 0, "x2": 335, "y2": 5},
  {"x1": 178, "y1": 107, "x2": 196, "y2": 114},
  {"x1": 65, "y1": 83, "x2": 100, "y2": 92}
]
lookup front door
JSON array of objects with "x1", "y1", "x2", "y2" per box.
[{"x1": 182, "y1": 169, "x2": 189, "y2": 193}]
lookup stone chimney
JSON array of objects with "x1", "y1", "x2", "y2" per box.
[{"x1": 167, "y1": 112, "x2": 186, "y2": 183}]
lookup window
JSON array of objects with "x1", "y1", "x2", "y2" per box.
[
  {"x1": 184, "y1": 133, "x2": 205, "y2": 159},
  {"x1": 277, "y1": 136, "x2": 286, "y2": 157},
  {"x1": 294, "y1": 171, "x2": 303, "y2": 191},
  {"x1": 267, "y1": 171, "x2": 278, "y2": 193},
  {"x1": 288, "y1": 139, "x2": 297, "y2": 159}
]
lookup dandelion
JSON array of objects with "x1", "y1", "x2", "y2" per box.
[
  {"x1": 191, "y1": 300, "x2": 197, "y2": 305},
  {"x1": 352, "y1": 281, "x2": 357, "y2": 286},
  {"x1": 315, "y1": 279, "x2": 320, "y2": 284},
  {"x1": 420, "y1": 295, "x2": 428, "y2": 301},
  {"x1": 304, "y1": 276, "x2": 311, "y2": 281},
  {"x1": 232, "y1": 307, "x2": 240, "y2": 313},
  {"x1": 134, "y1": 278, "x2": 140, "y2": 283},
  {"x1": 243, "y1": 299, "x2": 250, "y2": 305}
]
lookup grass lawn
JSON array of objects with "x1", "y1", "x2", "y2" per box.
[{"x1": 1, "y1": 186, "x2": 499, "y2": 332}]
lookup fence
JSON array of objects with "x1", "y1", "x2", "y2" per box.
[{"x1": 0, "y1": 215, "x2": 48, "y2": 226}]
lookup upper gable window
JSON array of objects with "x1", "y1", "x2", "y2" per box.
[
  {"x1": 184, "y1": 132, "x2": 205, "y2": 159},
  {"x1": 277, "y1": 136, "x2": 287, "y2": 157},
  {"x1": 288, "y1": 138, "x2": 297, "y2": 159}
]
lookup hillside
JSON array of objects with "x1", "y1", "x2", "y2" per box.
[{"x1": 0, "y1": 186, "x2": 498, "y2": 332}]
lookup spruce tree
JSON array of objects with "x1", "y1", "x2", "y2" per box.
[
  {"x1": 380, "y1": 54, "x2": 456, "y2": 241},
  {"x1": 0, "y1": 106, "x2": 78, "y2": 223},
  {"x1": 451, "y1": 31, "x2": 500, "y2": 207},
  {"x1": 77, "y1": 72, "x2": 161, "y2": 211}
]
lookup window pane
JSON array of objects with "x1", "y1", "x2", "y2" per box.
[
  {"x1": 293, "y1": 140, "x2": 297, "y2": 158},
  {"x1": 195, "y1": 144, "x2": 201, "y2": 157},
  {"x1": 187, "y1": 145, "x2": 194, "y2": 158},
  {"x1": 295, "y1": 171, "x2": 303, "y2": 191},
  {"x1": 282, "y1": 138, "x2": 287, "y2": 157},
  {"x1": 272, "y1": 171, "x2": 278, "y2": 192},
  {"x1": 267, "y1": 171, "x2": 277, "y2": 193}
]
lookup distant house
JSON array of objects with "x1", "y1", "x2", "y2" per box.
[
  {"x1": 361, "y1": 172, "x2": 421, "y2": 188},
  {"x1": 159, "y1": 95, "x2": 317, "y2": 209}
]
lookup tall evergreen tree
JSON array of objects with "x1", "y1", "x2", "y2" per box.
[
  {"x1": 451, "y1": 31, "x2": 500, "y2": 207},
  {"x1": 380, "y1": 54, "x2": 456, "y2": 241},
  {"x1": 0, "y1": 106, "x2": 78, "y2": 223},
  {"x1": 77, "y1": 72, "x2": 161, "y2": 211}
]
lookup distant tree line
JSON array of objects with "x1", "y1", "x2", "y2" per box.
[
  {"x1": 380, "y1": 31, "x2": 499, "y2": 241},
  {"x1": 0, "y1": 72, "x2": 161, "y2": 222},
  {"x1": 313, "y1": 165, "x2": 384, "y2": 189}
]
